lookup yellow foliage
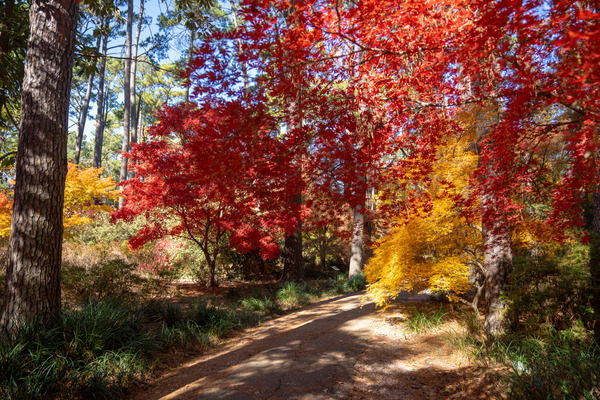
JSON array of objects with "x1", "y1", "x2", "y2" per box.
[
  {"x1": 365, "y1": 129, "x2": 480, "y2": 306},
  {"x1": 63, "y1": 163, "x2": 118, "y2": 229},
  {"x1": 0, "y1": 191, "x2": 12, "y2": 237},
  {"x1": 0, "y1": 163, "x2": 117, "y2": 237}
]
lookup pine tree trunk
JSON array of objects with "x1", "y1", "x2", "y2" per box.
[
  {"x1": 185, "y1": 30, "x2": 194, "y2": 103},
  {"x1": 119, "y1": 0, "x2": 133, "y2": 208},
  {"x1": 230, "y1": 0, "x2": 249, "y2": 94},
  {"x1": 0, "y1": 0, "x2": 78, "y2": 334},
  {"x1": 74, "y1": 36, "x2": 99, "y2": 165},
  {"x1": 130, "y1": 0, "x2": 143, "y2": 150},
  {"x1": 92, "y1": 20, "x2": 108, "y2": 169}
]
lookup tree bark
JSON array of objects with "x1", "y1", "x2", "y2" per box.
[
  {"x1": 185, "y1": 30, "x2": 194, "y2": 103},
  {"x1": 481, "y1": 211, "x2": 512, "y2": 335},
  {"x1": 74, "y1": 35, "x2": 100, "y2": 165},
  {"x1": 349, "y1": 202, "x2": 364, "y2": 278},
  {"x1": 119, "y1": 0, "x2": 133, "y2": 208},
  {"x1": 281, "y1": 1, "x2": 304, "y2": 281},
  {"x1": 92, "y1": 19, "x2": 108, "y2": 169},
  {"x1": 230, "y1": 0, "x2": 249, "y2": 94},
  {"x1": 0, "y1": 0, "x2": 78, "y2": 334},
  {"x1": 590, "y1": 183, "x2": 600, "y2": 340},
  {"x1": 130, "y1": 0, "x2": 143, "y2": 150},
  {"x1": 283, "y1": 193, "x2": 304, "y2": 281}
]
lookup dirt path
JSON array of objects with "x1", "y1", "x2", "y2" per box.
[{"x1": 129, "y1": 292, "x2": 498, "y2": 400}]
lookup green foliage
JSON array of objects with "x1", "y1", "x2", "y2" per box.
[
  {"x1": 188, "y1": 300, "x2": 239, "y2": 337},
  {"x1": 68, "y1": 214, "x2": 147, "y2": 245},
  {"x1": 0, "y1": 301, "x2": 152, "y2": 399},
  {"x1": 447, "y1": 305, "x2": 600, "y2": 399},
  {"x1": 62, "y1": 259, "x2": 145, "y2": 302},
  {"x1": 404, "y1": 306, "x2": 448, "y2": 334},
  {"x1": 139, "y1": 299, "x2": 185, "y2": 328},
  {"x1": 326, "y1": 274, "x2": 347, "y2": 295},
  {"x1": 345, "y1": 273, "x2": 367, "y2": 292},
  {"x1": 240, "y1": 296, "x2": 280, "y2": 314},
  {"x1": 276, "y1": 282, "x2": 310, "y2": 308},
  {"x1": 500, "y1": 335, "x2": 600, "y2": 400},
  {"x1": 505, "y1": 243, "x2": 593, "y2": 334},
  {"x1": 0, "y1": 295, "x2": 252, "y2": 399}
]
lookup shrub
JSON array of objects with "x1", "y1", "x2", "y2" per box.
[
  {"x1": 345, "y1": 273, "x2": 367, "y2": 292},
  {"x1": 326, "y1": 274, "x2": 347, "y2": 295},
  {"x1": 188, "y1": 300, "x2": 239, "y2": 337},
  {"x1": 276, "y1": 281, "x2": 309, "y2": 308},
  {"x1": 62, "y1": 259, "x2": 146, "y2": 302},
  {"x1": 505, "y1": 243, "x2": 592, "y2": 334},
  {"x1": 0, "y1": 300, "x2": 152, "y2": 399},
  {"x1": 139, "y1": 299, "x2": 186, "y2": 328},
  {"x1": 500, "y1": 335, "x2": 600, "y2": 400}
]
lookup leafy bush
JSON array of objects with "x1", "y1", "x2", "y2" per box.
[
  {"x1": 62, "y1": 258, "x2": 147, "y2": 302},
  {"x1": 326, "y1": 274, "x2": 347, "y2": 295},
  {"x1": 505, "y1": 243, "x2": 593, "y2": 334},
  {"x1": 139, "y1": 299, "x2": 185, "y2": 328},
  {"x1": 498, "y1": 335, "x2": 600, "y2": 399},
  {"x1": 345, "y1": 273, "x2": 367, "y2": 292},
  {"x1": 189, "y1": 300, "x2": 239, "y2": 336}
]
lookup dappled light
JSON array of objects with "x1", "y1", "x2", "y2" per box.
[{"x1": 0, "y1": 0, "x2": 599, "y2": 397}]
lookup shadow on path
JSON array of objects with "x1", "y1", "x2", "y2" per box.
[
  {"x1": 129, "y1": 292, "x2": 494, "y2": 400},
  {"x1": 130, "y1": 293, "x2": 376, "y2": 400}
]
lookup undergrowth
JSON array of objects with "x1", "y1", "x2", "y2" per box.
[
  {"x1": 0, "y1": 273, "x2": 366, "y2": 399},
  {"x1": 445, "y1": 310, "x2": 600, "y2": 399}
]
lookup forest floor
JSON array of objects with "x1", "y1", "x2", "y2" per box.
[{"x1": 127, "y1": 290, "x2": 503, "y2": 400}]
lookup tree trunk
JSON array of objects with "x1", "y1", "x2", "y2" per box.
[
  {"x1": 130, "y1": 0, "x2": 143, "y2": 150},
  {"x1": 283, "y1": 196, "x2": 303, "y2": 281},
  {"x1": 119, "y1": 0, "x2": 133, "y2": 208},
  {"x1": 92, "y1": 19, "x2": 108, "y2": 169},
  {"x1": 74, "y1": 36, "x2": 99, "y2": 165},
  {"x1": 185, "y1": 30, "x2": 194, "y2": 103},
  {"x1": 206, "y1": 259, "x2": 217, "y2": 288},
  {"x1": 230, "y1": 0, "x2": 249, "y2": 94},
  {"x1": 281, "y1": 1, "x2": 304, "y2": 281},
  {"x1": 482, "y1": 212, "x2": 512, "y2": 335},
  {"x1": 464, "y1": 70, "x2": 513, "y2": 336},
  {"x1": 590, "y1": 185, "x2": 600, "y2": 340},
  {"x1": 0, "y1": 0, "x2": 78, "y2": 334},
  {"x1": 349, "y1": 202, "x2": 364, "y2": 278}
]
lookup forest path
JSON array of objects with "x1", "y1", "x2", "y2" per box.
[{"x1": 129, "y1": 292, "x2": 496, "y2": 400}]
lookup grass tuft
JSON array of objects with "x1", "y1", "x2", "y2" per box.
[{"x1": 404, "y1": 306, "x2": 448, "y2": 334}]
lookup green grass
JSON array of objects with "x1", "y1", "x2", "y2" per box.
[
  {"x1": 276, "y1": 281, "x2": 310, "y2": 308},
  {"x1": 445, "y1": 309, "x2": 600, "y2": 399},
  {"x1": 0, "y1": 301, "x2": 153, "y2": 399},
  {"x1": 240, "y1": 296, "x2": 281, "y2": 314},
  {"x1": 404, "y1": 306, "x2": 448, "y2": 334},
  {"x1": 0, "y1": 274, "x2": 368, "y2": 399}
]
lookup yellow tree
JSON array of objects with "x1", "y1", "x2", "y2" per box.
[
  {"x1": 365, "y1": 128, "x2": 480, "y2": 307},
  {"x1": 0, "y1": 163, "x2": 117, "y2": 236}
]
